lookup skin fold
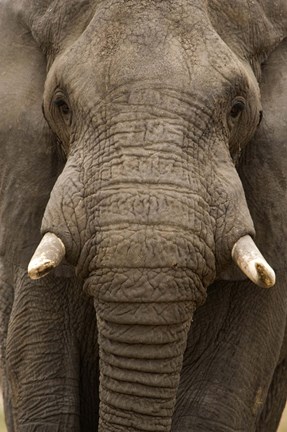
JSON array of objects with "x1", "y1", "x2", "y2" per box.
[{"x1": 0, "y1": 0, "x2": 287, "y2": 431}]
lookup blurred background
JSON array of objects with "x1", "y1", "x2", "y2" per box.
[{"x1": 279, "y1": 408, "x2": 287, "y2": 431}]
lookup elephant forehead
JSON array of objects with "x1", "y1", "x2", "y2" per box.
[{"x1": 50, "y1": 0, "x2": 246, "y2": 101}]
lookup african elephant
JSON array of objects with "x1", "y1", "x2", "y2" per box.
[{"x1": 0, "y1": 0, "x2": 287, "y2": 431}]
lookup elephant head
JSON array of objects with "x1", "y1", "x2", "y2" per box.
[{"x1": 22, "y1": 1, "x2": 283, "y2": 431}]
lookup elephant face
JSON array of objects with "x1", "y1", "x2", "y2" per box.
[
  {"x1": 41, "y1": 2, "x2": 261, "y2": 271},
  {"x1": 25, "y1": 2, "x2": 276, "y2": 431}
]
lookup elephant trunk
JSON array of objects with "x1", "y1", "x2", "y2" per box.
[
  {"x1": 96, "y1": 303, "x2": 192, "y2": 431},
  {"x1": 86, "y1": 266, "x2": 202, "y2": 432},
  {"x1": 79, "y1": 217, "x2": 211, "y2": 430}
]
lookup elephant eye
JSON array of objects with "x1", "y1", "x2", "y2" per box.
[
  {"x1": 48, "y1": 90, "x2": 72, "y2": 152},
  {"x1": 230, "y1": 98, "x2": 246, "y2": 118},
  {"x1": 54, "y1": 98, "x2": 70, "y2": 115},
  {"x1": 258, "y1": 110, "x2": 263, "y2": 126},
  {"x1": 52, "y1": 89, "x2": 73, "y2": 127}
]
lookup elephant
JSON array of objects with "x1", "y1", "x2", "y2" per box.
[{"x1": 0, "y1": 0, "x2": 287, "y2": 431}]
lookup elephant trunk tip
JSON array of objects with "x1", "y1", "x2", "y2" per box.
[
  {"x1": 28, "y1": 232, "x2": 66, "y2": 280},
  {"x1": 232, "y1": 235, "x2": 276, "y2": 288}
]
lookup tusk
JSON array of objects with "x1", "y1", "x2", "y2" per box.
[
  {"x1": 232, "y1": 235, "x2": 276, "y2": 288},
  {"x1": 28, "y1": 232, "x2": 66, "y2": 280}
]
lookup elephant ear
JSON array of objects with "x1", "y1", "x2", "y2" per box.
[
  {"x1": 238, "y1": 38, "x2": 287, "y2": 271},
  {"x1": 0, "y1": 4, "x2": 63, "y2": 271}
]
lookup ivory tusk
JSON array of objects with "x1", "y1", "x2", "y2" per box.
[
  {"x1": 232, "y1": 235, "x2": 276, "y2": 288},
  {"x1": 28, "y1": 232, "x2": 66, "y2": 280}
]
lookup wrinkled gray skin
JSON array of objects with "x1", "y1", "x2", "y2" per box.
[{"x1": 0, "y1": 0, "x2": 287, "y2": 431}]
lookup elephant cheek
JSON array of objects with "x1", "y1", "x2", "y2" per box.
[{"x1": 84, "y1": 266, "x2": 205, "y2": 432}]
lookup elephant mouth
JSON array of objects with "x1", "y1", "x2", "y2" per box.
[{"x1": 28, "y1": 232, "x2": 275, "y2": 289}]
